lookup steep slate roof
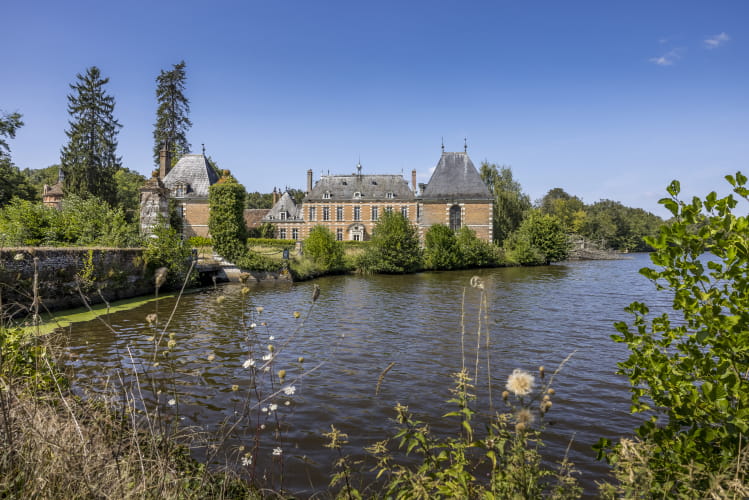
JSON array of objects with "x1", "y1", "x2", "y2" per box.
[
  {"x1": 305, "y1": 173, "x2": 414, "y2": 202},
  {"x1": 263, "y1": 192, "x2": 303, "y2": 221},
  {"x1": 162, "y1": 154, "x2": 220, "y2": 198},
  {"x1": 421, "y1": 152, "x2": 492, "y2": 201}
]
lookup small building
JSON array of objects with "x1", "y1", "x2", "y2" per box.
[
  {"x1": 418, "y1": 151, "x2": 494, "y2": 242},
  {"x1": 42, "y1": 181, "x2": 64, "y2": 210},
  {"x1": 262, "y1": 191, "x2": 305, "y2": 240}
]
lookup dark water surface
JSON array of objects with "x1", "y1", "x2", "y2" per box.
[{"x1": 63, "y1": 253, "x2": 671, "y2": 497}]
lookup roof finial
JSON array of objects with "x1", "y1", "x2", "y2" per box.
[
  {"x1": 464, "y1": 137, "x2": 467, "y2": 153},
  {"x1": 202, "y1": 143, "x2": 206, "y2": 156},
  {"x1": 441, "y1": 137, "x2": 444, "y2": 153}
]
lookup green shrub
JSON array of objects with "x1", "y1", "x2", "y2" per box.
[
  {"x1": 504, "y1": 210, "x2": 568, "y2": 265},
  {"x1": 456, "y1": 226, "x2": 503, "y2": 267},
  {"x1": 143, "y1": 221, "x2": 195, "y2": 290},
  {"x1": 596, "y1": 173, "x2": 749, "y2": 497},
  {"x1": 424, "y1": 224, "x2": 461, "y2": 270},
  {"x1": 246, "y1": 238, "x2": 295, "y2": 249},
  {"x1": 358, "y1": 211, "x2": 422, "y2": 273},
  {"x1": 303, "y1": 226, "x2": 344, "y2": 272}
]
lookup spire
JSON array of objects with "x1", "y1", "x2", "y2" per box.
[
  {"x1": 441, "y1": 137, "x2": 445, "y2": 153},
  {"x1": 202, "y1": 143, "x2": 206, "y2": 155},
  {"x1": 464, "y1": 137, "x2": 467, "y2": 153}
]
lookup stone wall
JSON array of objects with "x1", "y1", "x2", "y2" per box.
[{"x1": 0, "y1": 248, "x2": 154, "y2": 314}]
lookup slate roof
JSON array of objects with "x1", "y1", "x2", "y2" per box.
[
  {"x1": 263, "y1": 192, "x2": 303, "y2": 221},
  {"x1": 305, "y1": 173, "x2": 414, "y2": 202},
  {"x1": 420, "y1": 152, "x2": 492, "y2": 201},
  {"x1": 162, "y1": 154, "x2": 220, "y2": 198}
]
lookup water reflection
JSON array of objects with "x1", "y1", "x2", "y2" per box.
[{"x1": 63, "y1": 254, "x2": 667, "y2": 496}]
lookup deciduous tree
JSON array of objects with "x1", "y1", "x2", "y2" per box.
[
  {"x1": 359, "y1": 211, "x2": 421, "y2": 273},
  {"x1": 480, "y1": 162, "x2": 531, "y2": 244}
]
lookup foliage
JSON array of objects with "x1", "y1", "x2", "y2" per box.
[
  {"x1": 245, "y1": 191, "x2": 273, "y2": 209},
  {"x1": 60, "y1": 66, "x2": 122, "y2": 205},
  {"x1": 114, "y1": 167, "x2": 147, "y2": 222},
  {"x1": 505, "y1": 210, "x2": 569, "y2": 265},
  {"x1": 0, "y1": 195, "x2": 138, "y2": 247},
  {"x1": 365, "y1": 368, "x2": 581, "y2": 499},
  {"x1": 209, "y1": 177, "x2": 278, "y2": 271},
  {"x1": 209, "y1": 175, "x2": 248, "y2": 261},
  {"x1": 456, "y1": 226, "x2": 503, "y2": 268},
  {"x1": 0, "y1": 110, "x2": 23, "y2": 159},
  {"x1": 153, "y1": 60, "x2": 192, "y2": 164},
  {"x1": 0, "y1": 159, "x2": 38, "y2": 207},
  {"x1": 21, "y1": 164, "x2": 60, "y2": 193},
  {"x1": 142, "y1": 220, "x2": 195, "y2": 289},
  {"x1": 580, "y1": 199, "x2": 662, "y2": 252},
  {"x1": 303, "y1": 225, "x2": 344, "y2": 272},
  {"x1": 597, "y1": 173, "x2": 749, "y2": 497},
  {"x1": 187, "y1": 236, "x2": 212, "y2": 248},
  {"x1": 538, "y1": 188, "x2": 587, "y2": 233},
  {"x1": 0, "y1": 328, "x2": 66, "y2": 392},
  {"x1": 480, "y1": 162, "x2": 532, "y2": 244},
  {"x1": 424, "y1": 224, "x2": 461, "y2": 270},
  {"x1": 246, "y1": 237, "x2": 295, "y2": 249},
  {"x1": 358, "y1": 210, "x2": 422, "y2": 273},
  {"x1": 247, "y1": 222, "x2": 276, "y2": 239}
]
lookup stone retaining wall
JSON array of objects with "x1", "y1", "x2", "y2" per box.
[{"x1": 0, "y1": 248, "x2": 154, "y2": 314}]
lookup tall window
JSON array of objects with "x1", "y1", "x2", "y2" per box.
[
  {"x1": 371, "y1": 206, "x2": 378, "y2": 221},
  {"x1": 449, "y1": 205, "x2": 461, "y2": 231},
  {"x1": 336, "y1": 206, "x2": 343, "y2": 221},
  {"x1": 386, "y1": 206, "x2": 393, "y2": 213},
  {"x1": 354, "y1": 206, "x2": 360, "y2": 221},
  {"x1": 401, "y1": 206, "x2": 408, "y2": 218},
  {"x1": 323, "y1": 207, "x2": 330, "y2": 221},
  {"x1": 279, "y1": 228, "x2": 287, "y2": 239},
  {"x1": 280, "y1": 211, "x2": 287, "y2": 220},
  {"x1": 292, "y1": 228, "x2": 299, "y2": 240},
  {"x1": 323, "y1": 192, "x2": 331, "y2": 199},
  {"x1": 308, "y1": 206, "x2": 316, "y2": 221},
  {"x1": 386, "y1": 192, "x2": 394, "y2": 199},
  {"x1": 336, "y1": 228, "x2": 343, "y2": 241}
]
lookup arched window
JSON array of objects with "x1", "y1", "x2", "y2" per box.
[{"x1": 449, "y1": 205, "x2": 461, "y2": 231}]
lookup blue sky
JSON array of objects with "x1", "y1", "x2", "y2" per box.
[{"x1": 3, "y1": 0, "x2": 747, "y2": 217}]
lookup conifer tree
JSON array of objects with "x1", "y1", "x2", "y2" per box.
[
  {"x1": 60, "y1": 67, "x2": 122, "y2": 205},
  {"x1": 153, "y1": 61, "x2": 191, "y2": 164}
]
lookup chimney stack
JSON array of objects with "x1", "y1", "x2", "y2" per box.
[
  {"x1": 307, "y1": 169, "x2": 313, "y2": 194},
  {"x1": 272, "y1": 187, "x2": 279, "y2": 205},
  {"x1": 159, "y1": 144, "x2": 172, "y2": 179},
  {"x1": 411, "y1": 169, "x2": 417, "y2": 193}
]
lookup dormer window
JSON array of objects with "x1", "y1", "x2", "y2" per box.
[
  {"x1": 386, "y1": 192, "x2": 394, "y2": 199},
  {"x1": 174, "y1": 183, "x2": 188, "y2": 198},
  {"x1": 353, "y1": 191, "x2": 362, "y2": 199},
  {"x1": 280, "y1": 211, "x2": 287, "y2": 220},
  {"x1": 323, "y1": 192, "x2": 331, "y2": 199}
]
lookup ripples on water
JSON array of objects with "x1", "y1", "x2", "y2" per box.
[{"x1": 64, "y1": 253, "x2": 673, "y2": 497}]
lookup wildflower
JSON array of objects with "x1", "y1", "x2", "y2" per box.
[
  {"x1": 547, "y1": 388, "x2": 555, "y2": 395},
  {"x1": 250, "y1": 323, "x2": 257, "y2": 329},
  {"x1": 269, "y1": 335, "x2": 275, "y2": 341},
  {"x1": 261, "y1": 407, "x2": 268, "y2": 413},
  {"x1": 516, "y1": 408, "x2": 534, "y2": 427},
  {"x1": 263, "y1": 366, "x2": 270, "y2": 372},
  {"x1": 168, "y1": 398, "x2": 176, "y2": 406},
  {"x1": 539, "y1": 365, "x2": 545, "y2": 378},
  {"x1": 278, "y1": 369, "x2": 286, "y2": 379},
  {"x1": 256, "y1": 306, "x2": 264, "y2": 314},
  {"x1": 268, "y1": 345, "x2": 275, "y2": 352},
  {"x1": 216, "y1": 295, "x2": 226, "y2": 304},
  {"x1": 273, "y1": 447, "x2": 283, "y2": 456},
  {"x1": 145, "y1": 313, "x2": 158, "y2": 325},
  {"x1": 167, "y1": 339, "x2": 176, "y2": 349},
  {"x1": 298, "y1": 356, "x2": 305, "y2": 363},
  {"x1": 293, "y1": 311, "x2": 301, "y2": 319},
  {"x1": 285, "y1": 401, "x2": 291, "y2": 406},
  {"x1": 243, "y1": 358, "x2": 255, "y2": 369},
  {"x1": 469, "y1": 276, "x2": 484, "y2": 289},
  {"x1": 241, "y1": 455, "x2": 252, "y2": 466},
  {"x1": 260, "y1": 424, "x2": 266, "y2": 430},
  {"x1": 502, "y1": 390, "x2": 509, "y2": 401},
  {"x1": 231, "y1": 384, "x2": 239, "y2": 391},
  {"x1": 262, "y1": 353, "x2": 273, "y2": 361},
  {"x1": 506, "y1": 369, "x2": 535, "y2": 396},
  {"x1": 283, "y1": 385, "x2": 296, "y2": 396},
  {"x1": 269, "y1": 403, "x2": 278, "y2": 412},
  {"x1": 241, "y1": 287, "x2": 250, "y2": 295},
  {"x1": 153, "y1": 362, "x2": 160, "y2": 367}
]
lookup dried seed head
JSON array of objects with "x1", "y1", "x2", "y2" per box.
[
  {"x1": 502, "y1": 390, "x2": 509, "y2": 401},
  {"x1": 547, "y1": 388, "x2": 555, "y2": 395},
  {"x1": 539, "y1": 366, "x2": 545, "y2": 378},
  {"x1": 216, "y1": 295, "x2": 226, "y2": 304},
  {"x1": 278, "y1": 369, "x2": 286, "y2": 379},
  {"x1": 239, "y1": 273, "x2": 250, "y2": 284},
  {"x1": 154, "y1": 267, "x2": 168, "y2": 289},
  {"x1": 241, "y1": 287, "x2": 250, "y2": 296},
  {"x1": 312, "y1": 284, "x2": 320, "y2": 302},
  {"x1": 293, "y1": 311, "x2": 301, "y2": 319},
  {"x1": 298, "y1": 356, "x2": 305, "y2": 363},
  {"x1": 145, "y1": 313, "x2": 158, "y2": 325},
  {"x1": 469, "y1": 276, "x2": 484, "y2": 289}
]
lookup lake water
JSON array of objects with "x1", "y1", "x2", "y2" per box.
[{"x1": 62, "y1": 253, "x2": 672, "y2": 497}]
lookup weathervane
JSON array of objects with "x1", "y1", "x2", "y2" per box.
[
  {"x1": 464, "y1": 137, "x2": 467, "y2": 153},
  {"x1": 441, "y1": 137, "x2": 445, "y2": 153}
]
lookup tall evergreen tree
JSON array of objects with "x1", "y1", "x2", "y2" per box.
[
  {"x1": 60, "y1": 67, "x2": 122, "y2": 205},
  {"x1": 153, "y1": 60, "x2": 191, "y2": 164}
]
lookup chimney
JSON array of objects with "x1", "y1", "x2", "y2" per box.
[
  {"x1": 307, "y1": 169, "x2": 313, "y2": 194},
  {"x1": 411, "y1": 169, "x2": 417, "y2": 193},
  {"x1": 272, "y1": 187, "x2": 279, "y2": 205},
  {"x1": 159, "y1": 144, "x2": 172, "y2": 179}
]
